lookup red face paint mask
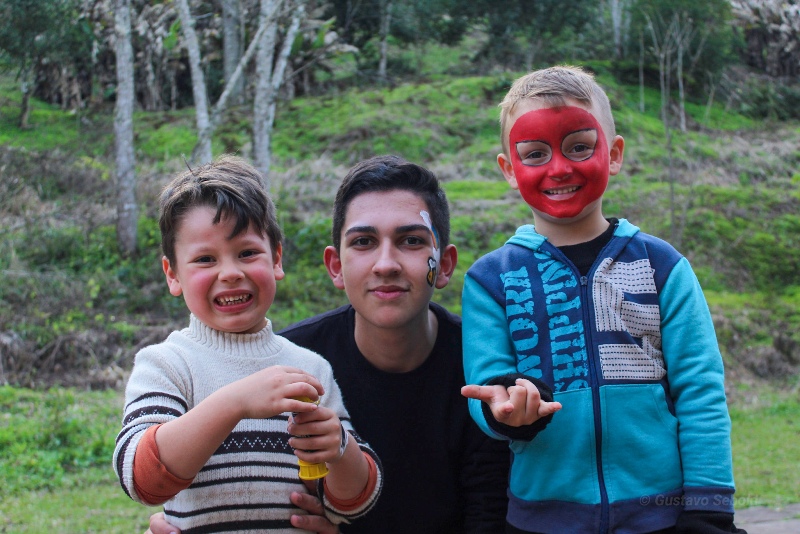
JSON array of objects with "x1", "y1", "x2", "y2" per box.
[{"x1": 509, "y1": 106, "x2": 609, "y2": 219}]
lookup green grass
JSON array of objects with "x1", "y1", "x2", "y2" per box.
[
  {"x1": 444, "y1": 180, "x2": 509, "y2": 201},
  {"x1": 0, "y1": 387, "x2": 152, "y2": 531},
  {"x1": 0, "y1": 79, "x2": 113, "y2": 157},
  {"x1": 1, "y1": 386, "x2": 796, "y2": 532},
  {"x1": 0, "y1": 387, "x2": 120, "y2": 498},
  {"x1": 0, "y1": 467, "x2": 150, "y2": 532},
  {"x1": 730, "y1": 395, "x2": 800, "y2": 508}
]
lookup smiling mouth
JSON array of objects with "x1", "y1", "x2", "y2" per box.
[
  {"x1": 544, "y1": 186, "x2": 580, "y2": 195},
  {"x1": 215, "y1": 294, "x2": 252, "y2": 306},
  {"x1": 370, "y1": 287, "x2": 407, "y2": 297}
]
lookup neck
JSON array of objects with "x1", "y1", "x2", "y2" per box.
[
  {"x1": 534, "y1": 205, "x2": 608, "y2": 247},
  {"x1": 353, "y1": 307, "x2": 438, "y2": 373}
]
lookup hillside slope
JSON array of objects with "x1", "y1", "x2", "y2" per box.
[{"x1": 0, "y1": 73, "x2": 798, "y2": 396}]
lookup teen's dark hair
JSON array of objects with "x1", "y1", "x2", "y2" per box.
[
  {"x1": 331, "y1": 155, "x2": 450, "y2": 252},
  {"x1": 159, "y1": 155, "x2": 282, "y2": 265}
]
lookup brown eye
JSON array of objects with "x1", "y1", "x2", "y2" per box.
[
  {"x1": 402, "y1": 235, "x2": 429, "y2": 248},
  {"x1": 351, "y1": 236, "x2": 373, "y2": 247}
]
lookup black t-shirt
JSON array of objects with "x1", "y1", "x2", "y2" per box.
[
  {"x1": 279, "y1": 303, "x2": 510, "y2": 533},
  {"x1": 558, "y1": 218, "x2": 619, "y2": 276}
]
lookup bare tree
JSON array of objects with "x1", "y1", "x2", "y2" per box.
[
  {"x1": 114, "y1": 0, "x2": 138, "y2": 257},
  {"x1": 646, "y1": 12, "x2": 681, "y2": 245},
  {"x1": 221, "y1": 0, "x2": 245, "y2": 105},
  {"x1": 176, "y1": 0, "x2": 213, "y2": 163},
  {"x1": 638, "y1": 30, "x2": 645, "y2": 112},
  {"x1": 176, "y1": 0, "x2": 291, "y2": 166},
  {"x1": 252, "y1": 0, "x2": 304, "y2": 184},
  {"x1": 378, "y1": 0, "x2": 392, "y2": 83},
  {"x1": 609, "y1": 0, "x2": 630, "y2": 59},
  {"x1": 672, "y1": 13, "x2": 708, "y2": 134},
  {"x1": 645, "y1": 11, "x2": 711, "y2": 246}
]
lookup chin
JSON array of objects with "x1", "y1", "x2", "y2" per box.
[{"x1": 534, "y1": 199, "x2": 601, "y2": 224}]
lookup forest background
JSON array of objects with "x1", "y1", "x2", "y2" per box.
[{"x1": 0, "y1": 0, "x2": 799, "y2": 531}]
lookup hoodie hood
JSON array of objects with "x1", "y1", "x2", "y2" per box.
[{"x1": 505, "y1": 219, "x2": 639, "y2": 252}]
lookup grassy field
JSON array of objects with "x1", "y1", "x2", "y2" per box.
[
  {"x1": 1, "y1": 386, "x2": 798, "y2": 532},
  {"x1": 729, "y1": 394, "x2": 800, "y2": 508}
]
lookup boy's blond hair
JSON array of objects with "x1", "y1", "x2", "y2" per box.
[{"x1": 499, "y1": 65, "x2": 616, "y2": 156}]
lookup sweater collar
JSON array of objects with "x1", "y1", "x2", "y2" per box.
[{"x1": 186, "y1": 314, "x2": 283, "y2": 358}]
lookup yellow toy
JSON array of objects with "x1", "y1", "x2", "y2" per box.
[{"x1": 292, "y1": 396, "x2": 330, "y2": 480}]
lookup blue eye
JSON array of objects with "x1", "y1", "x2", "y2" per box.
[{"x1": 561, "y1": 129, "x2": 597, "y2": 162}]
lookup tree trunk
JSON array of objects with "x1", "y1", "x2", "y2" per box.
[
  {"x1": 378, "y1": 1, "x2": 392, "y2": 83},
  {"x1": 209, "y1": 10, "x2": 275, "y2": 130},
  {"x1": 253, "y1": 6, "x2": 278, "y2": 181},
  {"x1": 610, "y1": 0, "x2": 623, "y2": 59},
  {"x1": 180, "y1": 0, "x2": 276, "y2": 166},
  {"x1": 638, "y1": 31, "x2": 645, "y2": 112},
  {"x1": 253, "y1": 0, "x2": 304, "y2": 185},
  {"x1": 114, "y1": 0, "x2": 138, "y2": 257},
  {"x1": 221, "y1": 0, "x2": 245, "y2": 105},
  {"x1": 646, "y1": 14, "x2": 679, "y2": 244},
  {"x1": 677, "y1": 37, "x2": 686, "y2": 133},
  {"x1": 176, "y1": 0, "x2": 213, "y2": 164},
  {"x1": 19, "y1": 80, "x2": 31, "y2": 129}
]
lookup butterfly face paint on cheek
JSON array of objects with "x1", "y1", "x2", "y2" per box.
[
  {"x1": 420, "y1": 211, "x2": 440, "y2": 287},
  {"x1": 509, "y1": 106, "x2": 609, "y2": 219}
]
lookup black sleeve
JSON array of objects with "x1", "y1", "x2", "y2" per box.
[
  {"x1": 674, "y1": 511, "x2": 747, "y2": 533},
  {"x1": 459, "y1": 421, "x2": 510, "y2": 532},
  {"x1": 481, "y1": 373, "x2": 556, "y2": 442}
]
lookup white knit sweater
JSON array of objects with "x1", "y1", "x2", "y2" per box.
[{"x1": 113, "y1": 315, "x2": 381, "y2": 533}]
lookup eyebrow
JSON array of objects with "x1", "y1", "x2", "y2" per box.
[
  {"x1": 344, "y1": 223, "x2": 431, "y2": 236},
  {"x1": 344, "y1": 225, "x2": 377, "y2": 237}
]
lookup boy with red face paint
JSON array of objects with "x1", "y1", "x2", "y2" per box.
[{"x1": 461, "y1": 66, "x2": 746, "y2": 534}]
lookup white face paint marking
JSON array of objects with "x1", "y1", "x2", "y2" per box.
[
  {"x1": 420, "y1": 210, "x2": 441, "y2": 262},
  {"x1": 420, "y1": 210, "x2": 441, "y2": 287}
]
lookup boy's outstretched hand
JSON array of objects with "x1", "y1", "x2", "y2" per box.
[{"x1": 461, "y1": 378, "x2": 562, "y2": 427}]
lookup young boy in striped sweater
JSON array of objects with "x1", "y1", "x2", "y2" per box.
[{"x1": 114, "y1": 155, "x2": 381, "y2": 533}]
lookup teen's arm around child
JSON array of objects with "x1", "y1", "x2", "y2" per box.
[{"x1": 462, "y1": 66, "x2": 745, "y2": 534}]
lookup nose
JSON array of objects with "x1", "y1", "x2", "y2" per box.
[
  {"x1": 372, "y1": 242, "x2": 401, "y2": 276},
  {"x1": 218, "y1": 259, "x2": 244, "y2": 282},
  {"x1": 547, "y1": 154, "x2": 573, "y2": 180}
]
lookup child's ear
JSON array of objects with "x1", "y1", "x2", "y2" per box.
[
  {"x1": 608, "y1": 135, "x2": 625, "y2": 176},
  {"x1": 497, "y1": 152, "x2": 519, "y2": 190},
  {"x1": 323, "y1": 246, "x2": 346, "y2": 290},
  {"x1": 435, "y1": 244, "x2": 458, "y2": 289},
  {"x1": 272, "y1": 242, "x2": 285, "y2": 281},
  {"x1": 162, "y1": 256, "x2": 183, "y2": 296}
]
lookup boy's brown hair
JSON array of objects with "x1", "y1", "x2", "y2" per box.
[
  {"x1": 158, "y1": 155, "x2": 283, "y2": 266},
  {"x1": 499, "y1": 65, "x2": 616, "y2": 156}
]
